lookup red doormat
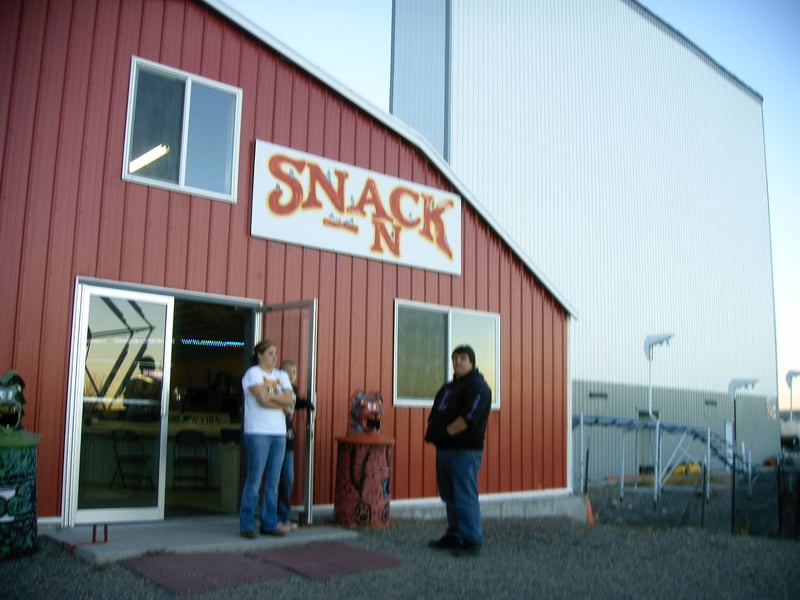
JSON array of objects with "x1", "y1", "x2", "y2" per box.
[
  {"x1": 121, "y1": 551, "x2": 290, "y2": 595},
  {"x1": 247, "y1": 541, "x2": 404, "y2": 580}
]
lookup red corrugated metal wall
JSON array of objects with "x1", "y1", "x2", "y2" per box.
[{"x1": 0, "y1": 0, "x2": 568, "y2": 517}]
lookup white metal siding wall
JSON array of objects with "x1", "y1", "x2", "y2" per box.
[{"x1": 393, "y1": 0, "x2": 777, "y2": 406}]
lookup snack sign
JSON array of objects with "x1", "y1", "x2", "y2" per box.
[{"x1": 251, "y1": 140, "x2": 461, "y2": 275}]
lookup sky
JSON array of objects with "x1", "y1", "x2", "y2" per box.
[{"x1": 220, "y1": 0, "x2": 799, "y2": 411}]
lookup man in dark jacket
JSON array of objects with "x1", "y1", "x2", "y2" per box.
[{"x1": 424, "y1": 344, "x2": 492, "y2": 556}]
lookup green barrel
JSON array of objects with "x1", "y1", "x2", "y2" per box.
[{"x1": 0, "y1": 431, "x2": 41, "y2": 559}]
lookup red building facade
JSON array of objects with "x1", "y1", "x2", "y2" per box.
[{"x1": 0, "y1": 0, "x2": 570, "y2": 523}]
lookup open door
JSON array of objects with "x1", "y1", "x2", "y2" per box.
[{"x1": 260, "y1": 299, "x2": 318, "y2": 524}]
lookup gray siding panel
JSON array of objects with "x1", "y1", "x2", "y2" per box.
[{"x1": 390, "y1": 0, "x2": 448, "y2": 154}]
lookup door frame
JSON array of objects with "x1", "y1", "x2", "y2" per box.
[
  {"x1": 63, "y1": 277, "x2": 263, "y2": 526},
  {"x1": 63, "y1": 283, "x2": 174, "y2": 525}
]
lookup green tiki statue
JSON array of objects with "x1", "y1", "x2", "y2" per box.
[{"x1": 0, "y1": 370, "x2": 26, "y2": 432}]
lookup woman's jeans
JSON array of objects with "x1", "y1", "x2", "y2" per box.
[
  {"x1": 277, "y1": 449, "x2": 294, "y2": 522},
  {"x1": 239, "y1": 433, "x2": 286, "y2": 533},
  {"x1": 435, "y1": 448, "x2": 484, "y2": 544}
]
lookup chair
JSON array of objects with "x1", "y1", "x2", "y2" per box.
[
  {"x1": 110, "y1": 429, "x2": 155, "y2": 489},
  {"x1": 173, "y1": 429, "x2": 209, "y2": 488}
]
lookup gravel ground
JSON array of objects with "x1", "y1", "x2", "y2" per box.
[{"x1": 3, "y1": 471, "x2": 798, "y2": 599}]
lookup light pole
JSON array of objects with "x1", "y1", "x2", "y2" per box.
[
  {"x1": 728, "y1": 377, "x2": 758, "y2": 534},
  {"x1": 643, "y1": 334, "x2": 672, "y2": 504},
  {"x1": 787, "y1": 370, "x2": 800, "y2": 423},
  {"x1": 643, "y1": 334, "x2": 673, "y2": 419}
]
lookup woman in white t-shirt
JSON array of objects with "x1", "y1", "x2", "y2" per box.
[{"x1": 239, "y1": 340, "x2": 295, "y2": 538}]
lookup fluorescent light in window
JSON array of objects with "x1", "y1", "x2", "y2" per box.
[{"x1": 129, "y1": 144, "x2": 169, "y2": 173}]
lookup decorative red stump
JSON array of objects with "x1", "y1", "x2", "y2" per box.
[{"x1": 334, "y1": 434, "x2": 395, "y2": 528}]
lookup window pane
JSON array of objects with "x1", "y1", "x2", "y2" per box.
[
  {"x1": 129, "y1": 69, "x2": 183, "y2": 183},
  {"x1": 185, "y1": 82, "x2": 236, "y2": 194},
  {"x1": 452, "y1": 311, "x2": 498, "y2": 403},
  {"x1": 397, "y1": 306, "x2": 447, "y2": 400}
]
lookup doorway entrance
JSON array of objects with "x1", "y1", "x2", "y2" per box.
[
  {"x1": 64, "y1": 281, "x2": 319, "y2": 526},
  {"x1": 162, "y1": 297, "x2": 254, "y2": 517},
  {"x1": 64, "y1": 281, "x2": 258, "y2": 525}
]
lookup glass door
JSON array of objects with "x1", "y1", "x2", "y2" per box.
[
  {"x1": 64, "y1": 284, "x2": 173, "y2": 525},
  {"x1": 261, "y1": 299, "x2": 318, "y2": 523}
]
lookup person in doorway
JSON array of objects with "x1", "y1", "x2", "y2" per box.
[
  {"x1": 424, "y1": 344, "x2": 492, "y2": 556},
  {"x1": 239, "y1": 340, "x2": 295, "y2": 538},
  {"x1": 277, "y1": 359, "x2": 314, "y2": 529}
]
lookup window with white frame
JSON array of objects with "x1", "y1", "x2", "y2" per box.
[
  {"x1": 394, "y1": 299, "x2": 500, "y2": 408},
  {"x1": 123, "y1": 57, "x2": 242, "y2": 202}
]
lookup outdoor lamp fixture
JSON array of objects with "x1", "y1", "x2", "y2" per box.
[
  {"x1": 643, "y1": 334, "x2": 673, "y2": 418},
  {"x1": 787, "y1": 370, "x2": 800, "y2": 423},
  {"x1": 728, "y1": 377, "x2": 758, "y2": 534}
]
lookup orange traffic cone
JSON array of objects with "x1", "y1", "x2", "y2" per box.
[{"x1": 585, "y1": 496, "x2": 595, "y2": 525}]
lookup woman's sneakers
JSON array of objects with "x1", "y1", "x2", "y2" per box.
[{"x1": 260, "y1": 522, "x2": 292, "y2": 536}]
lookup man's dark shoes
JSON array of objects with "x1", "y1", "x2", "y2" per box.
[
  {"x1": 428, "y1": 534, "x2": 462, "y2": 550},
  {"x1": 240, "y1": 530, "x2": 257, "y2": 539},
  {"x1": 451, "y1": 540, "x2": 482, "y2": 557}
]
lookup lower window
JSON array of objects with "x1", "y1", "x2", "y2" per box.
[{"x1": 393, "y1": 299, "x2": 500, "y2": 408}]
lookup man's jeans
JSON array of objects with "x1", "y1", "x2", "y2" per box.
[
  {"x1": 435, "y1": 448, "x2": 484, "y2": 544},
  {"x1": 240, "y1": 433, "x2": 286, "y2": 533}
]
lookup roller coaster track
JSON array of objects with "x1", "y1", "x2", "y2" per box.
[{"x1": 572, "y1": 414, "x2": 754, "y2": 502}]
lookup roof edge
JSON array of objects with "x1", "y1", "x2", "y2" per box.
[
  {"x1": 628, "y1": 0, "x2": 763, "y2": 103},
  {"x1": 201, "y1": 0, "x2": 576, "y2": 317}
]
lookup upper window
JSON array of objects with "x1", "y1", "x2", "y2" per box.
[
  {"x1": 394, "y1": 299, "x2": 500, "y2": 409},
  {"x1": 123, "y1": 57, "x2": 242, "y2": 202}
]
